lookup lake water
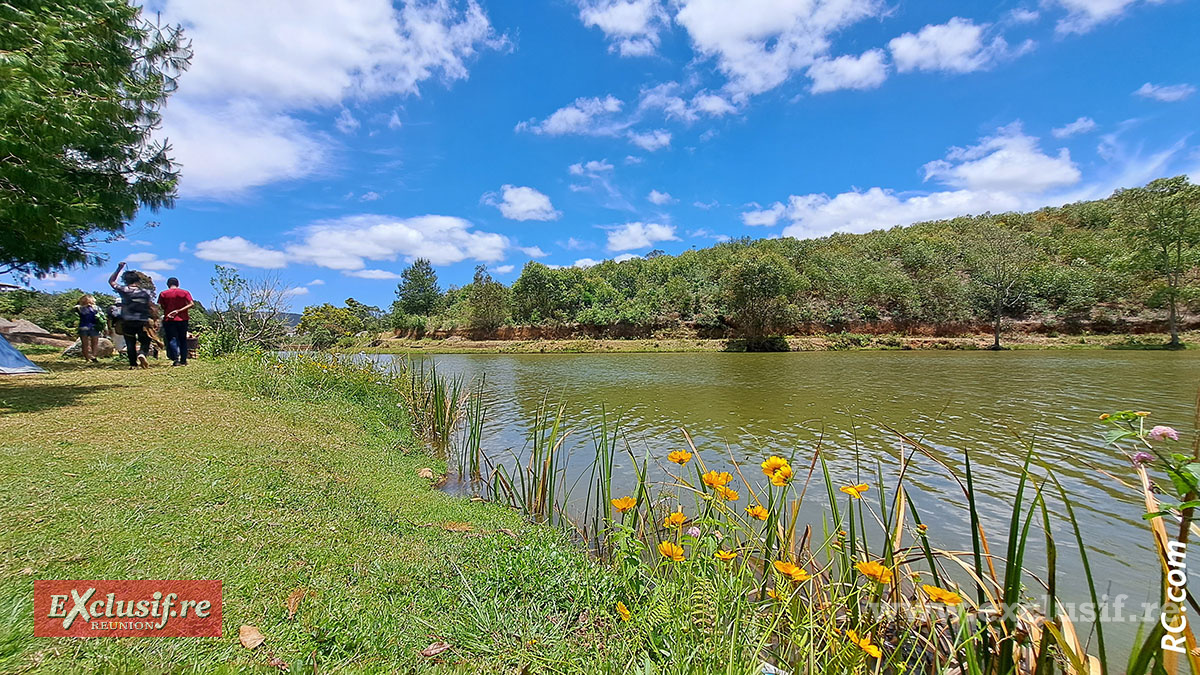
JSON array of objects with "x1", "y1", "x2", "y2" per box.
[{"x1": 362, "y1": 349, "x2": 1200, "y2": 654}]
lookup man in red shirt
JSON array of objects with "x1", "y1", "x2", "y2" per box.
[{"x1": 158, "y1": 277, "x2": 195, "y2": 366}]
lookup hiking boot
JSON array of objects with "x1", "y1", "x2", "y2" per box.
[
  {"x1": 137, "y1": 354, "x2": 149, "y2": 369},
  {"x1": 171, "y1": 361, "x2": 183, "y2": 367}
]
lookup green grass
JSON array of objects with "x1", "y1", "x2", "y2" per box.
[{"x1": 0, "y1": 353, "x2": 625, "y2": 673}]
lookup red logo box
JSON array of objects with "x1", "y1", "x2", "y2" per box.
[{"x1": 34, "y1": 580, "x2": 222, "y2": 637}]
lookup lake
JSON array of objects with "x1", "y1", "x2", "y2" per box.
[{"x1": 362, "y1": 349, "x2": 1200, "y2": 653}]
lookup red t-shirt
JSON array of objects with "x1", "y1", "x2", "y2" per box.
[{"x1": 158, "y1": 288, "x2": 193, "y2": 321}]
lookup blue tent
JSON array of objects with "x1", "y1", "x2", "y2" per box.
[{"x1": 0, "y1": 334, "x2": 45, "y2": 374}]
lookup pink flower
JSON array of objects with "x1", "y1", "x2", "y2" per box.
[
  {"x1": 1149, "y1": 426, "x2": 1179, "y2": 442},
  {"x1": 686, "y1": 526, "x2": 701, "y2": 538},
  {"x1": 1131, "y1": 451, "x2": 1154, "y2": 465}
]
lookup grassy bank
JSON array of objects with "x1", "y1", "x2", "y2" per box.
[
  {"x1": 0, "y1": 353, "x2": 624, "y2": 673},
  {"x1": 356, "y1": 331, "x2": 1196, "y2": 354}
]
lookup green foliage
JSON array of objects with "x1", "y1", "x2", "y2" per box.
[
  {"x1": 467, "y1": 265, "x2": 509, "y2": 332},
  {"x1": 0, "y1": 287, "x2": 117, "y2": 334},
  {"x1": 298, "y1": 303, "x2": 363, "y2": 350},
  {"x1": 205, "y1": 265, "x2": 287, "y2": 355},
  {"x1": 0, "y1": 0, "x2": 191, "y2": 277},
  {"x1": 721, "y1": 249, "x2": 801, "y2": 339},
  {"x1": 394, "y1": 258, "x2": 441, "y2": 316}
]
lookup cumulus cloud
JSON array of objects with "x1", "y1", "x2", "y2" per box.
[
  {"x1": 888, "y1": 18, "x2": 1031, "y2": 74},
  {"x1": 569, "y1": 159, "x2": 615, "y2": 176},
  {"x1": 1052, "y1": 116, "x2": 1098, "y2": 138},
  {"x1": 518, "y1": 245, "x2": 549, "y2": 258},
  {"x1": 344, "y1": 269, "x2": 403, "y2": 279},
  {"x1": 334, "y1": 108, "x2": 360, "y2": 133},
  {"x1": 741, "y1": 202, "x2": 787, "y2": 226},
  {"x1": 628, "y1": 129, "x2": 672, "y2": 151},
  {"x1": 689, "y1": 228, "x2": 731, "y2": 242},
  {"x1": 807, "y1": 48, "x2": 889, "y2": 94},
  {"x1": 647, "y1": 189, "x2": 675, "y2": 205},
  {"x1": 307, "y1": 279, "x2": 326, "y2": 285},
  {"x1": 485, "y1": 185, "x2": 561, "y2": 221},
  {"x1": 920, "y1": 123, "x2": 1080, "y2": 193},
  {"x1": 637, "y1": 82, "x2": 738, "y2": 122},
  {"x1": 606, "y1": 222, "x2": 679, "y2": 251},
  {"x1": 1053, "y1": 0, "x2": 1145, "y2": 34},
  {"x1": 283, "y1": 286, "x2": 310, "y2": 297},
  {"x1": 492, "y1": 264, "x2": 515, "y2": 274},
  {"x1": 573, "y1": 257, "x2": 602, "y2": 268},
  {"x1": 577, "y1": 0, "x2": 668, "y2": 56},
  {"x1": 195, "y1": 236, "x2": 290, "y2": 268},
  {"x1": 674, "y1": 0, "x2": 883, "y2": 99},
  {"x1": 125, "y1": 252, "x2": 182, "y2": 272},
  {"x1": 158, "y1": 0, "x2": 504, "y2": 199},
  {"x1": 516, "y1": 95, "x2": 625, "y2": 135},
  {"x1": 1134, "y1": 82, "x2": 1196, "y2": 103}
]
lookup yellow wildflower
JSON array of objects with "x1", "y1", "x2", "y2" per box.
[
  {"x1": 768, "y1": 463, "x2": 793, "y2": 486},
  {"x1": 1135, "y1": 411, "x2": 1151, "y2": 417},
  {"x1": 714, "y1": 550, "x2": 738, "y2": 562},
  {"x1": 772, "y1": 560, "x2": 810, "y2": 582},
  {"x1": 766, "y1": 588, "x2": 781, "y2": 600},
  {"x1": 855, "y1": 560, "x2": 894, "y2": 584},
  {"x1": 746, "y1": 504, "x2": 769, "y2": 520},
  {"x1": 921, "y1": 584, "x2": 963, "y2": 605},
  {"x1": 667, "y1": 450, "x2": 693, "y2": 465},
  {"x1": 845, "y1": 630, "x2": 882, "y2": 659},
  {"x1": 611, "y1": 496, "x2": 636, "y2": 513},
  {"x1": 761, "y1": 456, "x2": 789, "y2": 477},
  {"x1": 839, "y1": 483, "x2": 870, "y2": 499},
  {"x1": 716, "y1": 485, "x2": 739, "y2": 501},
  {"x1": 663, "y1": 510, "x2": 687, "y2": 528},
  {"x1": 1098, "y1": 413, "x2": 1110, "y2": 421},
  {"x1": 616, "y1": 601, "x2": 631, "y2": 622},
  {"x1": 657, "y1": 541, "x2": 685, "y2": 562},
  {"x1": 702, "y1": 470, "x2": 733, "y2": 489}
]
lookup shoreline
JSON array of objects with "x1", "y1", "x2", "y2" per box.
[{"x1": 345, "y1": 331, "x2": 1196, "y2": 355}]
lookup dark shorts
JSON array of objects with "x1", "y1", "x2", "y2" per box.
[{"x1": 78, "y1": 327, "x2": 99, "y2": 337}]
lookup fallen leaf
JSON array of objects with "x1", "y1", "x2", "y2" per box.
[
  {"x1": 420, "y1": 641, "x2": 452, "y2": 658},
  {"x1": 417, "y1": 467, "x2": 435, "y2": 480},
  {"x1": 285, "y1": 588, "x2": 305, "y2": 620},
  {"x1": 440, "y1": 522, "x2": 473, "y2": 532},
  {"x1": 239, "y1": 625, "x2": 266, "y2": 650},
  {"x1": 266, "y1": 655, "x2": 289, "y2": 671},
  {"x1": 498, "y1": 528, "x2": 518, "y2": 539}
]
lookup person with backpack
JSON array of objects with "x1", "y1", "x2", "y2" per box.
[
  {"x1": 108, "y1": 262, "x2": 155, "y2": 369},
  {"x1": 74, "y1": 294, "x2": 105, "y2": 363},
  {"x1": 157, "y1": 277, "x2": 194, "y2": 366}
]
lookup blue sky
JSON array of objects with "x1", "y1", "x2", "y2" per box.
[{"x1": 26, "y1": 0, "x2": 1200, "y2": 310}]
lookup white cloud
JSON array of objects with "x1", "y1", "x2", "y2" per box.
[
  {"x1": 689, "y1": 228, "x2": 730, "y2": 242},
  {"x1": 485, "y1": 185, "x2": 561, "y2": 221},
  {"x1": 637, "y1": 83, "x2": 738, "y2": 122},
  {"x1": 573, "y1": 257, "x2": 602, "y2": 268},
  {"x1": 741, "y1": 202, "x2": 786, "y2": 226},
  {"x1": 129, "y1": 240, "x2": 152, "y2": 247},
  {"x1": 578, "y1": 0, "x2": 668, "y2": 57},
  {"x1": 516, "y1": 95, "x2": 625, "y2": 135},
  {"x1": 158, "y1": 0, "x2": 504, "y2": 199},
  {"x1": 335, "y1": 108, "x2": 360, "y2": 133},
  {"x1": 493, "y1": 264, "x2": 515, "y2": 274},
  {"x1": 781, "y1": 188, "x2": 1027, "y2": 239},
  {"x1": 31, "y1": 272, "x2": 76, "y2": 287},
  {"x1": 920, "y1": 123, "x2": 1080, "y2": 193},
  {"x1": 307, "y1": 279, "x2": 326, "y2": 285},
  {"x1": 387, "y1": 111, "x2": 404, "y2": 129},
  {"x1": 194, "y1": 236, "x2": 290, "y2": 268},
  {"x1": 344, "y1": 269, "x2": 402, "y2": 279},
  {"x1": 286, "y1": 214, "x2": 508, "y2": 268},
  {"x1": 612, "y1": 253, "x2": 641, "y2": 262},
  {"x1": 691, "y1": 93, "x2": 737, "y2": 116},
  {"x1": 647, "y1": 189, "x2": 675, "y2": 205},
  {"x1": 125, "y1": 252, "x2": 182, "y2": 272},
  {"x1": 624, "y1": 155, "x2": 644, "y2": 165},
  {"x1": 1053, "y1": 0, "x2": 1145, "y2": 34},
  {"x1": 606, "y1": 222, "x2": 679, "y2": 251},
  {"x1": 283, "y1": 286, "x2": 310, "y2": 297},
  {"x1": 1052, "y1": 116, "x2": 1098, "y2": 138},
  {"x1": 628, "y1": 129, "x2": 672, "y2": 151},
  {"x1": 569, "y1": 159, "x2": 615, "y2": 176},
  {"x1": 360, "y1": 191, "x2": 382, "y2": 201},
  {"x1": 1009, "y1": 8, "x2": 1040, "y2": 23},
  {"x1": 674, "y1": 0, "x2": 884, "y2": 99},
  {"x1": 888, "y1": 18, "x2": 1030, "y2": 74},
  {"x1": 807, "y1": 49, "x2": 889, "y2": 94},
  {"x1": 519, "y1": 246, "x2": 549, "y2": 258},
  {"x1": 1134, "y1": 82, "x2": 1196, "y2": 103},
  {"x1": 561, "y1": 237, "x2": 593, "y2": 251},
  {"x1": 693, "y1": 199, "x2": 719, "y2": 210}
]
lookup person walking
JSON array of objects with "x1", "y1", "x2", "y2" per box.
[
  {"x1": 158, "y1": 276, "x2": 194, "y2": 366},
  {"x1": 74, "y1": 295, "x2": 103, "y2": 362},
  {"x1": 108, "y1": 262, "x2": 155, "y2": 369}
]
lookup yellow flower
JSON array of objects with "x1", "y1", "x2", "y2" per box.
[
  {"x1": 1098, "y1": 413, "x2": 1111, "y2": 421},
  {"x1": 839, "y1": 483, "x2": 870, "y2": 499},
  {"x1": 855, "y1": 560, "x2": 894, "y2": 584},
  {"x1": 657, "y1": 541, "x2": 685, "y2": 562},
  {"x1": 616, "y1": 601, "x2": 631, "y2": 622},
  {"x1": 1135, "y1": 411, "x2": 1151, "y2": 417},
  {"x1": 663, "y1": 510, "x2": 687, "y2": 528},
  {"x1": 611, "y1": 496, "x2": 636, "y2": 513},
  {"x1": 768, "y1": 463, "x2": 793, "y2": 486},
  {"x1": 667, "y1": 450, "x2": 693, "y2": 465},
  {"x1": 921, "y1": 584, "x2": 963, "y2": 605},
  {"x1": 714, "y1": 550, "x2": 738, "y2": 562},
  {"x1": 772, "y1": 560, "x2": 810, "y2": 583},
  {"x1": 702, "y1": 470, "x2": 733, "y2": 489},
  {"x1": 766, "y1": 588, "x2": 781, "y2": 600},
  {"x1": 761, "y1": 456, "x2": 789, "y2": 477},
  {"x1": 716, "y1": 485, "x2": 739, "y2": 501},
  {"x1": 746, "y1": 504, "x2": 769, "y2": 520},
  {"x1": 845, "y1": 630, "x2": 882, "y2": 659}
]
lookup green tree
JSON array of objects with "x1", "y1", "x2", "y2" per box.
[
  {"x1": 963, "y1": 219, "x2": 1038, "y2": 350},
  {"x1": 394, "y1": 259, "x2": 442, "y2": 316},
  {"x1": 343, "y1": 297, "x2": 383, "y2": 334},
  {"x1": 0, "y1": 1, "x2": 191, "y2": 277},
  {"x1": 1113, "y1": 176, "x2": 1200, "y2": 347},
  {"x1": 467, "y1": 265, "x2": 509, "y2": 333},
  {"x1": 720, "y1": 249, "x2": 801, "y2": 345},
  {"x1": 298, "y1": 303, "x2": 363, "y2": 350}
]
